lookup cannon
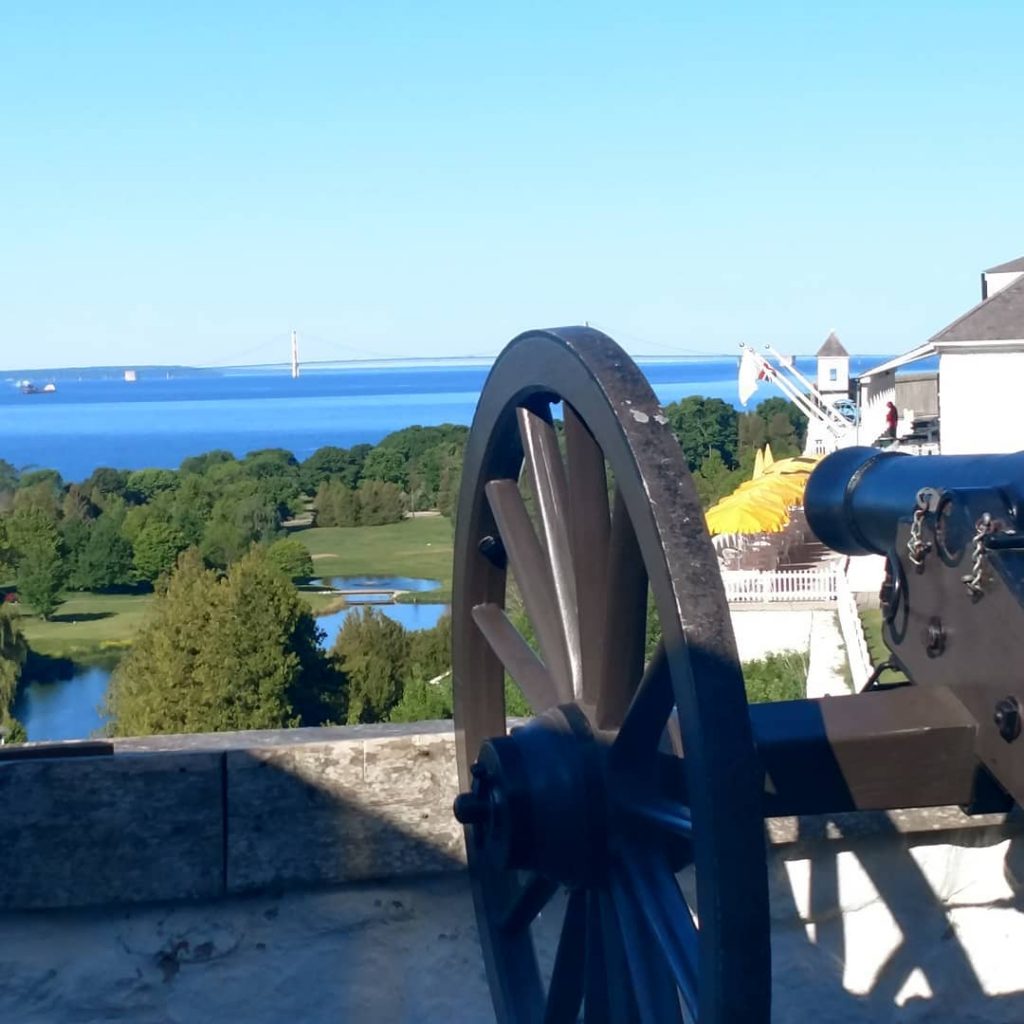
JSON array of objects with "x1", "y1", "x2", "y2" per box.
[{"x1": 450, "y1": 327, "x2": 1023, "y2": 1023}]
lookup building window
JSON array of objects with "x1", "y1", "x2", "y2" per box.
[{"x1": 829, "y1": 368, "x2": 838, "y2": 382}]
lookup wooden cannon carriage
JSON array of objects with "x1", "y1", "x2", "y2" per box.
[{"x1": 450, "y1": 327, "x2": 1023, "y2": 1023}]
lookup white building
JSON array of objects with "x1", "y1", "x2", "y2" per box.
[
  {"x1": 855, "y1": 255, "x2": 1024, "y2": 455},
  {"x1": 816, "y1": 331, "x2": 850, "y2": 397}
]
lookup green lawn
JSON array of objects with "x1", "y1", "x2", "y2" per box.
[
  {"x1": 13, "y1": 518, "x2": 455, "y2": 663},
  {"x1": 859, "y1": 607, "x2": 904, "y2": 684},
  {"x1": 18, "y1": 592, "x2": 155, "y2": 660},
  {"x1": 292, "y1": 517, "x2": 454, "y2": 593}
]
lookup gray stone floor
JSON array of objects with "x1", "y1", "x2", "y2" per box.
[
  {"x1": 0, "y1": 875, "x2": 492, "y2": 1024},
  {"x1": 2, "y1": 855, "x2": 1023, "y2": 1024}
]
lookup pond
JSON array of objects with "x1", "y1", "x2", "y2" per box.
[
  {"x1": 13, "y1": 664, "x2": 113, "y2": 742},
  {"x1": 16, "y1": 578, "x2": 449, "y2": 743},
  {"x1": 307, "y1": 575, "x2": 443, "y2": 595}
]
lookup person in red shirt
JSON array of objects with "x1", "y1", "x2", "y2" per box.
[{"x1": 885, "y1": 401, "x2": 898, "y2": 438}]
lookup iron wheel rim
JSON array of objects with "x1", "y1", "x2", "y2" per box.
[{"x1": 452, "y1": 327, "x2": 770, "y2": 1023}]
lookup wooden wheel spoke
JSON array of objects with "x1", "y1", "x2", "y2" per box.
[
  {"x1": 517, "y1": 406, "x2": 582, "y2": 696},
  {"x1": 609, "y1": 870, "x2": 685, "y2": 1024},
  {"x1": 595, "y1": 889, "x2": 642, "y2": 1022},
  {"x1": 596, "y1": 488, "x2": 648, "y2": 728},
  {"x1": 485, "y1": 479, "x2": 574, "y2": 701},
  {"x1": 612, "y1": 641, "x2": 674, "y2": 764},
  {"x1": 616, "y1": 847, "x2": 700, "y2": 1018},
  {"x1": 500, "y1": 872, "x2": 560, "y2": 934},
  {"x1": 618, "y1": 797, "x2": 693, "y2": 838},
  {"x1": 471, "y1": 603, "x2": 560, "y2": 714},
  {"x1": 543, "y1": 889, "x2": 587, "y2": 1024},
  {"x1": 563, "y1": 403, "x2": 611, "y2": 705}
]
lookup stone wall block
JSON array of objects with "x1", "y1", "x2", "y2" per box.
[
  {"x1": 226, "y1": 737, "x2": 464, "y2": 894},
  {"x1": 0, "y1": 752, "x2": 224, "y2": 909}
]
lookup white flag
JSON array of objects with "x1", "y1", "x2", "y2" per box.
[{"x1": 738, "y1": 349, "x2": 760, "y2": 406}]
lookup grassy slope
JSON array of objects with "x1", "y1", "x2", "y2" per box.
[
  {"x1": 19, "y1": 592, "x2": 155, "y2": 660},
  {"x1": 16, "y1": 518, "x2": 455, "y2": 661},
  {"x1": 294, "y1": 517, "x2": 454, "y2": 596},
  {"x1": 859, "y1": 607, "x2": 903, "y2": 683}
]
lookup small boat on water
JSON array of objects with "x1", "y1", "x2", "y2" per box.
[
  {"x1": 17, "y1": 380, "x2": 57, "y2": 394},
  {"x1": 124, "y1": 369, "x2": 137, "y2": 383}
]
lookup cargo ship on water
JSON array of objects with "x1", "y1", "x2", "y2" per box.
[{"x1": 17, "y1": 380, "x2": 57, "y2": 394}]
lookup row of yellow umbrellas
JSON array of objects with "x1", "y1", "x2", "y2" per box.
[{"x1": 704, "y1": 446, "x2": 822, "y2": 536}]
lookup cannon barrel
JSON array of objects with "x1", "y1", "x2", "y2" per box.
[{"x1": 804, "y1": 446, "x2": 1024, "y2": 556}]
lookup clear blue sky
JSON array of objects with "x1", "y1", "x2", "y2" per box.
[{"x1": 2, "y1": 1, "x2": 1022, "y2": 369}]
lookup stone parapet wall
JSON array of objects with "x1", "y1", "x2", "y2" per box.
[
  {"x1": 1, "y1": 724, "x2": 464, "y2": 910},
  {"x1": 2, "y1": 724, "x2": 1022, "y2": 912}
]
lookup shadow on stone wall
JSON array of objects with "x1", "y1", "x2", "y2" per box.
[
  {"x1": 0, "y1": 730, "x2": 464, "y2": 911},
  {"x1": 224, "y1": 740, "x2": 464, "y2": 895}
]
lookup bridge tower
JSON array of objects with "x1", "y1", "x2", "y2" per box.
[{"x1": 290, "y1": 330, "x2": 299, "y2": 379}]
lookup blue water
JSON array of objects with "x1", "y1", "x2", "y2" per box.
[
  {"x1": 313, "y1": 576, "x2": 443, "y2": 593},
  {"x1": 0, "y1": 356, "x2": 891, "y2": 480},
  {"x1": 14, "y1": 665, "x2": 112, "y2": 742}
]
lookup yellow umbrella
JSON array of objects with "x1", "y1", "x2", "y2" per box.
[
  {"x1": 738, "y1": 476, "x2": 806, "y2": 503},
  {"x1": 707, "y1": 495, "x2": 789, "y2": 534},
  {"x1": 763, "y1": 455, "x2": 821, "y2": 476},
  {"x1": 752, "y1": 448, "x2": 765, "y2": 479},
  {"x1": 763, "y1": 444, "x2": 775, "y2": 470},
  {"x1": 707, "y1": 503, "x2": 775, "y2": 535}
]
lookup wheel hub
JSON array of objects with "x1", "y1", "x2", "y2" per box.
[{"x1": 454, "y1": 704, "x2": 611, "y2": 887}]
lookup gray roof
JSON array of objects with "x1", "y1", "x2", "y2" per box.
[
  {"x1": 930, "y1": 272, "x2": 1024, "y2": 344},
  {"x1": 983, "y1": 255, "x2": 1024, "y2": 274},
  {"x1": 816, "y1": 331, "x2": 848, "y2": 357}
]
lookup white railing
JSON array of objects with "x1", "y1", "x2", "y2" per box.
[
  {"x1": 720, "y1": 567, "x2": 838, "y2": 603},
  {"x1": 834, "y1": 559, "x2": 873, "y2": 690}
]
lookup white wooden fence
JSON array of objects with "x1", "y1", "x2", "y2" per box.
[
  {"x1": 834, "y1": 562, "x2": 873, "y2": 690},
  {"x1": 720, "y1": 567, "x2": 838, "y2": 604},
  {"x1": 720, "y1": 561, "x2": 875, "y2": 691}
]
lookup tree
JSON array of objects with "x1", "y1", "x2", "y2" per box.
[
  {"x1": 0, "y1": 459, "x2": 19, "y2": 494},
  {"x1": 62, "y1": 483, "x2": 96, "y2": 522},
  {"x1": 361, "y1": 446, "x2": 408, "y2": 488},
  {"x1": 389, "y1": 675, "x2": 453, "y2": 723},
  {"x1": 9, "y1": 509, "x2": 63, "y2": 618},
  {"x1": 133, "y1": 520, "x2": 187, "y2": 582},
  {"x1": 300, "y1": 446, "x2": 364, "y2": 492},
  {"x1": 125, "y1": 468, "x2": 178, "y2": 504},
  {"x1": 0, "y1": 607, "x2": 28, "y2": 719},
  {"x1": 180, "y1": 450, "x2": 235, "y2": 476},
  {"x1": 13, "y1": 480, "x2": 61, "y2": 520},
  {"x1": 74, "y1": 513, "x2": 135, "y2": 590},
  {"x1": 665, "y1": 396, "x2": 739, "y2": 470},
  {"x1": 81, "y1": 466, "x2": 129, "y2": 504},
  {"x1": 754, "y1": 397, "x2": 808, "y2": 450},
  {"x1": 265, "y1": 537, "x2": 314, "y2": 580},
  {"x1": 332, "y1": 608, "x2": 410, "y2": 723},
  {"x1": 694, "y1": 450, "x2": 744, "y2": 509},
  {"x1": 314, "y1": 481, "x2": 359, "y2": 527},
  {"x1": 107, "y1": 548, "x2": 340, "y2": 736},
  {"x1": 436, "y1": 449, "x2": 463, "y2": 519},
  {"x1": 355, "y1": 480, "x2": 404, "y2": 526}
]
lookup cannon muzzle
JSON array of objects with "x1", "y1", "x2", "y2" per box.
[{"x1": 804, "y1": 446, "x2": 1024, "y2": 556}]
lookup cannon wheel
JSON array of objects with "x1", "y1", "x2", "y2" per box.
[{"x1": 452, "y1": 328, "x2": 770, "y2": 1023}]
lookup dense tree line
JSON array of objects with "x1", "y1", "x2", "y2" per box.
[
  {"x1": 0, "y1": 609, "x2": 28, "y2": 741},
  {"x1": 0, "y1": 422, "x2": 469, "y2": 619},
  {"x1": 662, "y1": 395, "x2": 808, "y2": 508}
]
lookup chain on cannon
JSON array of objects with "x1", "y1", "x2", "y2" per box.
[{"x1": 449, "y1": 327, "x2": 1024, "y2": 1023}]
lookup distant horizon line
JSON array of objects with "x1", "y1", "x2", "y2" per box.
[{"x1": 4, "y1": 350, "x2": 896, "y2": 376}]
